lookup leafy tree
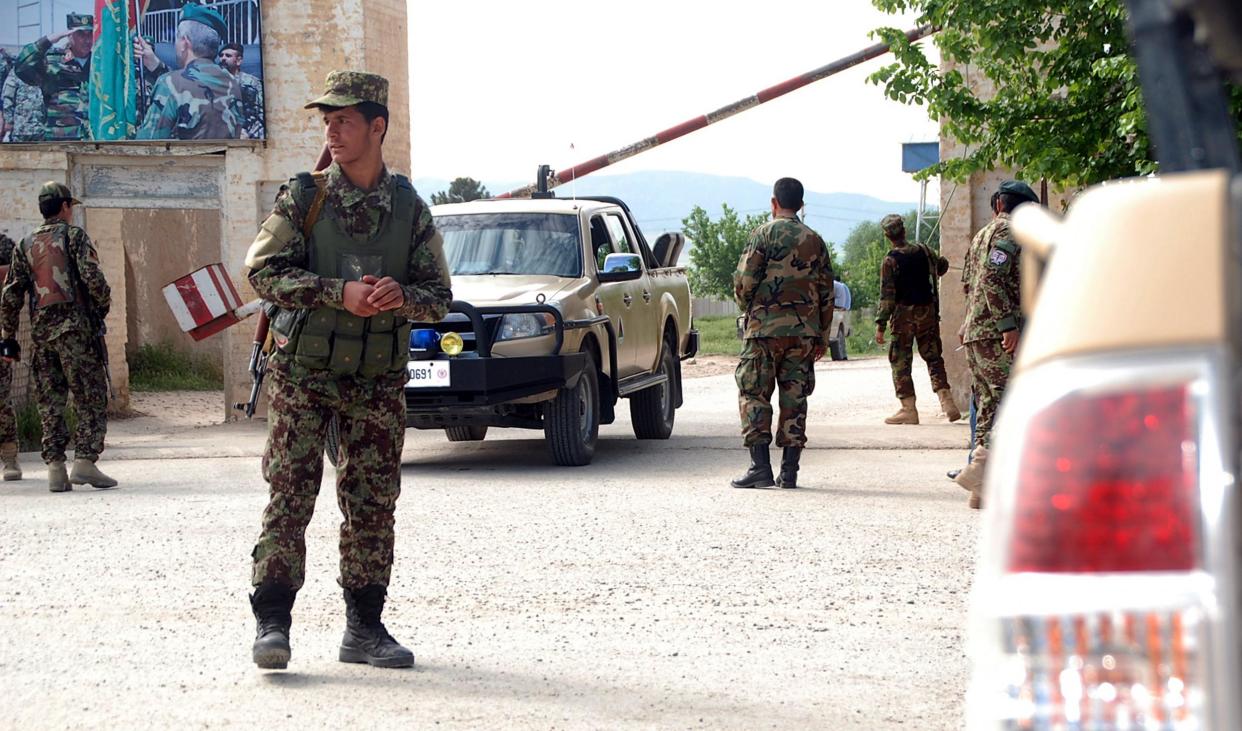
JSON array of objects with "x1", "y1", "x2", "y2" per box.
[
  {"x1": 682, "y1": 204, "x2": 769, "y2": 301},
  {"x1": 431, "y1": 177, "x2": 491, "y2": 205},
  {"x1": 837, "y1": 210, "x2": 939, "y2": 309},
  {"x1": 869, "y1": 0, "x2": 1242, "y2": 188}
]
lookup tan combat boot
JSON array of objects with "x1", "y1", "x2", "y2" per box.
[
  {"x1": 937, "y1": 389, "x2": 962, "y2": 422},
  {"x1": 69, "y1": 458, "x2": 118, "y2": 489},
  {"x1": 885, "y1": 397, "x2": 919, "y2": 425},
  {"x1": 954, "y1": 446, "x2": 990, "y2": 509},
  {"x1": 0, "y1": 441, "x2": 21, "y2": 481},
  {"x1": 48, "y1": 460, "x2": 70, "y2": 493}
]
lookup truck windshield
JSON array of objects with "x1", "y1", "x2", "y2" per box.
[{"x1": 437, "y1": 213, "x2": 582, "y2": 278}]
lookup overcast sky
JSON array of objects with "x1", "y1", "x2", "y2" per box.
[{"x1": 409, "y1": 0, "x2": 939, "y2": 201}]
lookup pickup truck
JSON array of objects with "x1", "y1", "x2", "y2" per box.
[{"x1": 401, "y1": 194, "x2": 698, "y2": 466}]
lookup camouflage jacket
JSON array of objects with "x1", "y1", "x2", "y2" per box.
[
  {"x1": 236, "y1": 70, "x2": 264, "y2": 139},
  {"x1": 962, "y1": 213, "x2": 1021, "y2": 343},
  {"x1": 14, "y1": 37, "x2": 88, "y2": 141},
  {"x1": 0, "y1": 233, "x2": 15, "y2": 266},
  {"x1": 246, "y1": 162, "x2": 452, "y2": 348},
  {"x1": 2, "y1": 70, "x2": 46, "y2": 142},
  {"x1": 1, "y1": 220, "x2": 111, "y2": 342},
  {"x1": 136, "y1": 58, "x2": 243, "y2": 140},
  {"x1": 876, "y1": 241, "x2": 949, "y2": 329},
  {"x1": 733, "y1": 214, "x2": 835, "y2": 342}
]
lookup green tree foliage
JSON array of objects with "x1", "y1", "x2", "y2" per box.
[
  {"x1": 837, "y1": 210, "x2": 939, "y2": 309},
  {"x1": 682, "y1": 204, "x2": 770, "y2": 301},
  {"x1": 869, "y1": 0, "x2": 1242, "y2": 188},
  {"x1": 431, "y1": 177, "x2": 491, "y2": 205}
]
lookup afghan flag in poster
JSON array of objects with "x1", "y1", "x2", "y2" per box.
[{"x1": 89, "y1": 1, "x2": 151, "y2": 140}]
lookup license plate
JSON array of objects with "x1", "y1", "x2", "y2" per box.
[{"x1": 406, "y1": 360, "x2": 451, "y2": 387}]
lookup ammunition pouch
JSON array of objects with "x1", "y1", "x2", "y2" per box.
[{"x1": 273, "y1": 305, "x2": 411, "y2": 377}]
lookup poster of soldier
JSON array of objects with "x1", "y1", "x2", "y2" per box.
[{"x1": 0, "y1": 0, "x2": 266, "y2": 143}]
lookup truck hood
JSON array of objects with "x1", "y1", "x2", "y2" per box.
[{"x1": 448, "y1": 275, "x2": 578, "y2": 308}]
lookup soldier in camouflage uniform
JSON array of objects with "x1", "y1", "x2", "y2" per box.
[
  {"x1": 0, "y1": 183, "x2": 114, "y2": 493},
  {"x1": 731, "y1": 177, "x2": 834, "y2": 490},
  {"x1": 0, "y1": 233, "x2": 21, "y2": 481},
  {"x1": 14, "y1": 14, "x2": 93, "y2": 141},
  {"x1": 243, "y1": 71, "x2": 452, "y2": 671},
  {"x1": 3, "y1": 53, "x2": 50, "y2": 143},
  {"x1": 134, "y1": 5, "x2": 243, "y2": 140},
  {"x1": 953, "y1": 180, "x2": 1039, "y2": 508},
  {"x1": 874, "y1": 214, "x2": 960, "y2": 425},
  {"x1": 218, "y1": 43, "x2": 265, "y2": 139}
]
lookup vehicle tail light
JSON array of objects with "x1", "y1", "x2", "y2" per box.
[{"x1": 967, "y1": 355, "x2": 1238, "y2": 731}]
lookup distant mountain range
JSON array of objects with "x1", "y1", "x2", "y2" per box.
[{"x1": 412, "y1": 170, "x2": 919, "y2": 252}]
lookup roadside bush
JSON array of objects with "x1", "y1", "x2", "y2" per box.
[{"x1": 129, "y1": 342, "x2": 223, "y2": 392}]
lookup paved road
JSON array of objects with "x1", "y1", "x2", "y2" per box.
[{"x1": 0, "y1": 357, "x2": 977, "y2": 729}]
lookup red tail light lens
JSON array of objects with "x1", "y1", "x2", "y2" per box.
[{"x1": 1007, "y1": 385, "x2": 1198, "y2": 573}]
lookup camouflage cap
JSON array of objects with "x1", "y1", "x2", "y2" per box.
[
  {"x1": 181, "y1": 3, "x2": 227, "y2": 40},
  {"x1": 304, "y1": 70, "x2": 389, "y2": 110},
  {"x1": 998, "y1": 180, "x2": 1040, "y2": 205},
  {"x1": 66, "y1": 13, "x2": 94, "y2": 32},
  {"x1": 37, "y1": 181, "x2": 80, "y2": 206},
  {"x1": 880, "y1": 214, "x2": 905, "y2": 237}
]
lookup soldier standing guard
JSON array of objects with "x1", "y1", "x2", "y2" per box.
[
  {"x1": 0, "y1": 233, "x2": 22, "y2": 481},
  {"x1": 0, "y1": 183, "x2": 114, "y2": 493},
  {"x1": 874, "y1": 214, "x2": 960, "y2": 425},
  {"x1": 217, "y1": 43, "x2": 265, "y2": 139},
  {"x1": 243, "y1": 71, "x2": 452, "y2": 670},
  {"x1": 732, "y1": 177, "x2": 835, "y2": 490},
  {"x1": 13, "y1": 14, "x2": 94, "y2": 141},
  {"x1": 952, "y1": 180, "x2": 1039, "y2": 508},
  {"x1": 134, "y1": 4, "x2": 243, "y2": 140}
]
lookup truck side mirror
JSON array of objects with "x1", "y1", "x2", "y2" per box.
[{"x1": 598, "y1": 253, "x2": 642, "y2": 282}]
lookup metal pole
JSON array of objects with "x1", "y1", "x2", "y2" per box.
[
  {"x1": 499, "y1": 25, "x2": 937, "y2": 198},
  {"x1": 916, "y1": 179, "x2": 927, "y2": 244}
]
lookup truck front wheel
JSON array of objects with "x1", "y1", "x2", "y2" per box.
[
  {"x1": 445, "y1": 426, "x2": 488, "y2": 442},
  {"x1": 544, "y1": 350, "x2": 600, "y2": 466},
  {"x1": 630, "y1": 338, "x2": 676, "y2": 439}
]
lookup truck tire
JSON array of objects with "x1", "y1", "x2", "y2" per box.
[
  {"x1": 830, "y1": 325, "x2": 847, "y2": 361},
  {"x1": 544, "y1": 350, "x2": 599, "y2": 466},
  {"x1": 325, "y1": 414, "x2": 340, "y2": 467},
  {"x1": 445, "y1": 425, "x2": 488, "y2": 442},
  {"x1": 630, "y1": 338, "x2": 676, "y2": 439}
]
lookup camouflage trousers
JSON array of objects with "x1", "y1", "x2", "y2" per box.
[
  {"x1": 735, "y1": 336, "x2": 817, "y2": 448},
  {"x1": 31, "y1": 329, "x2": 108, "y2": 463},
  {"x1": 965, "y1": 338, "x2": 1013, "y2": 450},
  {"x1": 251, "y1": 364, "x2": 407, "y2": 592},
  {"x1": 888, "y1": 303, "x2": 950, "y2": 399},
  {"x1": 0, "y1": 359, "x2": 16, "y2": 445}
]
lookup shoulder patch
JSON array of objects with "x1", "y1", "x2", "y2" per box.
[
  {"x1": 988, "y1": 248, "x2": 1009, "y2": 266},
  {"x1": 993, "y1": 238, "x2": 1018, "y2": 256}
]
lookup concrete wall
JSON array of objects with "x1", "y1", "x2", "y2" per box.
[{"x1": 0, "y1": 0, "x2": 411, "y2": 421}]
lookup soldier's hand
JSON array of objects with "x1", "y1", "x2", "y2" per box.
[
  {"x1": 875, "y1": 327, "x2": 885, "y2": 346},
  {"x1": 342, "y1": 281, "x2": 379, "y2": 317},
  {"x1": 48, "y1": 30, "x2": 73, "y2": 45},
  {"x1": 1002, "y1": 330, "x2": 1019, "y2": 354},
  {"x1": 133, "y1": 36, "x2": 160, "y2": 71},
  {"x1": 812, "y1": 344, "x2": 827, "y2": 362},
  {"x1": 362, "y1": 275, "x2": 404, "y2": 312}
]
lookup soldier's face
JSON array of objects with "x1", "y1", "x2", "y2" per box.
[
  {"x1": 68, "y1": 30, "x2": 92, "y2": 59},
  {"x1": 322, "y1": 107, "x2": 383, "y2": 164},
  {"x1": 219, "y1": 49, "x2": 242, "y2": 72}
]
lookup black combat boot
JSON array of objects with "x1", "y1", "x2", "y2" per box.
[
  {"x1": 250, "y1": 582, "x2": 295, "y2": 670},
  {"x1": 339, "y1": 585, "x2": 415, "y2": 668},
  {"x1": 778, "y1": 446, "x2": 803, "y2": 489},
  {"x1": 731, "y1": 444, "x2": 775, "y2": 488}
]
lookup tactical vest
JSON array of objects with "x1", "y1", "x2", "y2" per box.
[
  {"x1": 888, "y1": 246, "x2": 934, "y2": 306},
  {"x1": 276, "y1": 173, "x2": 415, "y2": 377},
  {"x1": 24, "y1": 222, "x2": 76, "y2": 310}
]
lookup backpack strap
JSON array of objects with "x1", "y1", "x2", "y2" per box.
[{"x1": 293, "y1": 171, "x2": 328, "y2": 240}]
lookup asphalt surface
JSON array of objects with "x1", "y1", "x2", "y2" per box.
[{"x1": 0, "y1": 356, "x2": 977, "y2": 729}]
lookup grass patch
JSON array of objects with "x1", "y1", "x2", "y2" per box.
[
  {"x1": 694, "y1": 314, "x2": 742, "y2": 357},
  {"x1": 846, "y1": 329, "x2": 885, "y2": 357},
  {"x1": 129, "y1": 342, "x2": 223, "y2": 392}
]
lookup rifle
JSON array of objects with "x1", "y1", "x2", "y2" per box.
[{"x1": 234, "y1": 143, "x2": 333, "y2": 418}]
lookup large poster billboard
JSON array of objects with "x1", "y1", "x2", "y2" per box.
[{"x1": 0, "y1": 0, "x2": 265, "y2": 143}]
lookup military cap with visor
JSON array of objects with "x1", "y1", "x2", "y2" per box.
[
  {"x1": 880, "y1": 214, "x2": 906, "y2": 237},
  {"x1": 37, "y1": 181, "x2": 81, "y2": 206},
  {"x1": 180, "y1": 3, "x2": 228, "y2": 41},
  {"x1": 997, "y1": 180, "x2": 1040, "y2": 205},
  {"x1": 304, "y1": 70, "x2": 389, "y2": 110},
  {"x1": 65, "y1": 13, "x2": 94, "y2": 32}
]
